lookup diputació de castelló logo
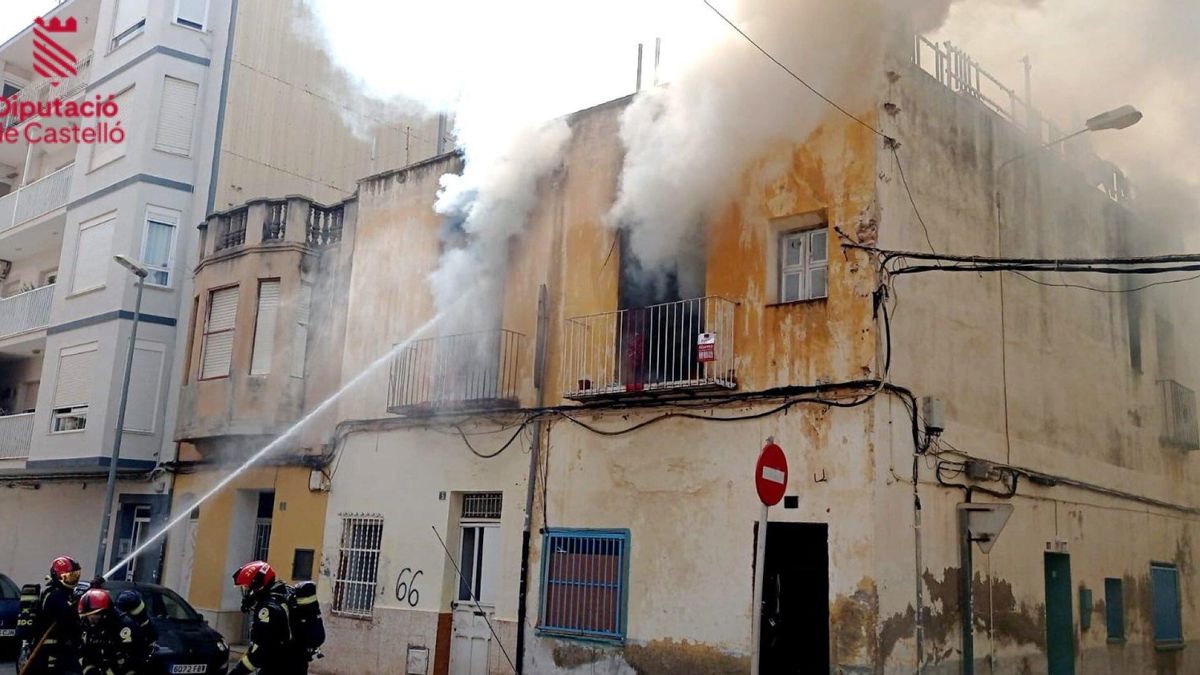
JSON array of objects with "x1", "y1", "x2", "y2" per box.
[{"x1": 0, "y1": 15, "x2": 124, "y2": 145}]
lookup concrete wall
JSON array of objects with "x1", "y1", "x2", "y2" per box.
[
  {"x1": 213, "y1": 0, "x2": 442, "y2": 210},
  {"x1": 867, "y1": 55, "x2": 1200, "y2": 674}
]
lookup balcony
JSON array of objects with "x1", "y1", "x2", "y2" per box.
[
  {"x1": 562, "y1": 296, "x2": 737, "y2": 400},
  {"x1": 0, "y1": 283, "x2": 54, "y2": 341},
  {"x1": 0, "y1": 164, "x2": 73, "y2": 236},
  {"x1": 3, "y1": 51, "x2": 94, "y2": 129},
  {"x1": 0, "y1": 412, "x2": 34, "y2": 460},
  {"x1": 387, "y1": 329, "x2": 524, "y2": 414},
  {"x1": 203, "y1": 197, "x2": 347, "y2": 260},
  {"x1": 1159, "y1": 379, "x2": 1199, "y2": 450}
]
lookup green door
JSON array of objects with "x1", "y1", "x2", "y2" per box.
[{"x1": 1044, "y1": 552, "x2": 1075, "y2": 675}]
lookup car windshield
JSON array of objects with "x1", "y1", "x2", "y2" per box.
[
  {"x1": 0, "y1": 574, "x2": 18, "y2": 600},
  {"x1": 142, "y1": 587, "x2": 203, "y2": 621}
]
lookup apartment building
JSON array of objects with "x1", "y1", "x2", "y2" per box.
[
  {"x1": 0, "y1": 0, "x2": 440, "y2": 587},
  {"x1": 296, "y1": 35, "x2": 1199, "y2": 675}
]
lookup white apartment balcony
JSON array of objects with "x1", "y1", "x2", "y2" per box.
[
  {"x1": 2, "y1": 51, "x2": 93, "y2": 130},
  {"x1": 0, "y1": 163, "x2": 72, "y2": 236},
  {"x1": 0, "y1": 412, "x2": 34, "y2": 460},
  {"x1": 0, "y1": 283, "x2": 54, "y2": 344},
  {"x1": 562, "y1": 296, "x2": 738, "y2": 400}
]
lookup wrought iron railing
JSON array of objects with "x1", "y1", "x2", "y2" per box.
[
  {"x1": 1159, "y1": 379, "x2": 1199, "y2": 450},
  {"x1": 0, "y1": 412, "x2": 34, "y2": 460},
  {"x1": 562, "y1": 296, "x2": 737, "y2": 399},
  {"x1": 0, "y1": 283, "x2": 54, "y2": 339},
  {"x1": 261, "y1": 201, "x2": 287, "y2": 241},
  {"x1": 307, "y1": 204, "x2": 344, "y2": 247},
  {"x1": 214, "y1": 207, "x2": 247, "y2": 252},
  {"x1": 388, "y1": 329, "x2": 523, "y2": 413}
]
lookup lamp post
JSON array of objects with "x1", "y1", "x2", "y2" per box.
[{"x1": 94, "y1": 254, "x2": 149, "y2": 578}]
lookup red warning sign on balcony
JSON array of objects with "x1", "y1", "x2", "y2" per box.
[{"x1": 697, "y1": 332, "x2": 716, "y2": 363}]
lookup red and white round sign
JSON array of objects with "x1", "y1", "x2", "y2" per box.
[{"x1": 755, "y1": 443, "x2": 788, "y2": 506}]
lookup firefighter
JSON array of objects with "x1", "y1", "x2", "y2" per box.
[
  {"x1": 228, "y1": 561, "x2": 307, "y2": 675},
  {"x1": 24, "y1": 555, "x2": 83, "y2": 674},
  {"x1": 77, "y1": 588, "x2": 117, "y2": 675},
  {"x1": 114, "y1": 589, "x2": 158, "y2": 666}
]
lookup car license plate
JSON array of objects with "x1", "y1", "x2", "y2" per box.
[
  {"x1": 0, "y1": 628, "x2": 15, "y2": 636},
  {"x1": 170, "y1": 666, "x2": 207, "y2": 674}
]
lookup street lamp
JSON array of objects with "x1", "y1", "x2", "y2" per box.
[
  {"x1": 94, "y1": 254, "x2": 149, "y2": 578},
  {"x1": 997, "y1": 104, "x2": 1143, "y2": 175}
]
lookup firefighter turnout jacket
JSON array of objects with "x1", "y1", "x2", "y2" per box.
[
  {"x1": 25, "y1": 581, "x2": 82, "y2": 674},
  {"x1": 230, "y1": 583, "x2": 308, "y2": 675}
]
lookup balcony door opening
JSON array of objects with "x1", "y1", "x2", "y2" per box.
[{"x1": 616, "y1": 228, "x2": 707, "y2": 390}]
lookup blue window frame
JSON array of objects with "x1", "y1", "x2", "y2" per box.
[
  {"x1": 1150, "y1": 563, "x2": 1183, "y2": 646},
  {"x1": 1104, "y1": 578, "x2": 1125, "y2": 642},
  {"x1": 538, "y1": 529, "x2": 630, "y2": 641}
]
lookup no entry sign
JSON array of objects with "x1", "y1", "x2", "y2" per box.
[{"x1": 755, "y1": 443, "x2": 788, "y2": 506}]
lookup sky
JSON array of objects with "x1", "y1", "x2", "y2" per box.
[{"x1": 0, "y1": 0, "x2": 56, "y2": 47}]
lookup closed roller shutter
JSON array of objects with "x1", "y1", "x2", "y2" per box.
[
  {"x1": 250, "y1": 280, "x2": 280, "y2": 375},
  {"x1": 123, "y1": 342, "x2": 164, "y2": 433},
  {"x1": 155, "y1": 77, "x2": 199, "y2": 156},
  {"x1": 54, "y1": 343, "x2": 98, "y2": 407},
  {"x1": 200, "y1": 287, "x2": 238, "y2": 379}
]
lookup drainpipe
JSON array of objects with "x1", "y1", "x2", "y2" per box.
[
  {"x1": 959, "y1": 495, "x2": 974, "y2": 675},
  {"x1": 516, "y1": 284, "x2": 549, "y2": 673}
]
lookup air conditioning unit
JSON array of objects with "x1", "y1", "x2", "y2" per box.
[{"x1": 1159, "y1": 379, "x2": 1199, "y2": 450}]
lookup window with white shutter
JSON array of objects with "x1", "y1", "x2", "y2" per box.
[
  {"x1": 111, "y1": 0, "x2": 148, "y2": 50},
  {"x1": 123, "y1": 341, "x2": 165, "y2": 433},
  {"x1": 250, "y1": 280, "x2": 280, "y2": 375},
  {"x1": 141, "y1": 207, "x2": 179, "y2": 287},
  {"x1": 155, "y1": 77, "x2": 199, "y2": 156},
  {"x1": 72, "y1": 217, "x2": 115, "y2": 293},
  {"x1": 90, "y1": 87, "x2": 133, "y2": 169},
  {"x1": 52, "y1": 343, "x2": 98, "y2": 432},
  {"x1": 200, "y1": 287, "x2": 238, "y2": 379},
  {"x1": 175, "y1": 0, "x2": 208, "y2": 29},
  {"x1": 290, "y1": 284, "x2": 312, "y2": 378}
]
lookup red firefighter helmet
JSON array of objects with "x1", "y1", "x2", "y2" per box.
[
  {"x1": 50, "y1": 556, "x2": 81, "y2": 583},
  {"x1": 232, "y1": 560, "x2": 276, "y2": 593},
  {"x1": 78, "y1": 588, "x2": 113, "y2": 617}
]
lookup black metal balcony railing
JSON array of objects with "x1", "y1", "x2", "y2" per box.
[
  {"x1": 262, "y1": 201, "x2": 287, "y2": 241},
  {"x1": 388, "y1": 329, "x2": 524, "y2": 413},
  {"x1": 1160, "y1": 379, "x2": 1199, "y2": 450},
  {"x1": 308, "y1": 204, "x2": 344, "y2": 247},
  {"x1": 214, "y1": 208, "x2": 248, "y2": 252},
  {"x1": 562, "y1": 296, "x2": 737, "y2": 400}
]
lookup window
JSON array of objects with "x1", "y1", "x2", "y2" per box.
[
  {"x1": 780, "y1": 228, "x2": 828, "y2": 302},
  {"x1": 51, "y1": 342, "x2": 97, "y2": 432},
  {"x1": 141, "y1": 207, "x2": 179, "y2": 286},
  {"x1": 1151, "y1": 563, "x2": 1183, "y2": 646},
  {"x1": 122, "y1": 341, "x2": 165, "y2": 433},
  {"x1": 1104, "y1": 578, "x2": 1125, "y2": 642},
  {"x1": 250, "y1": 280, "x2": 280, "y2": 375},
  {"x1": 458, "y1": 492, "x2": 502, "y2": 605},
  {"x1": 155, "y1": 77, "x2": 199, "y2": 156},
  {"x1": 2, "y1": 82, "x2": 19, "y2": 99},
  {"x1": 290, "y1": 284, "x2": 311, "y2": 378},
  {"x1": 111, "y1": 0, "x2": 148, "y2": 50},
  {"x1": 200, "y1": 287, "x2": 238, "y2": 379},
  {"x1": 175, "y1": 0, "x2": 208, "y2": 29},
  {"x1": 292, "y1": 549, "x2": 315, "y2": 582},
  {"x1": 72, "y1": 217, "x2": 115, "y2": 293},
  {"x1": 539, "y1": 529, "x2": 629, "y2": 641},
  {"x1": 90, "y1": 87, "x2": 133, "y2": 169},
  {"x1": 332, "y1": 514, "x2": 384, "y2": 617}
]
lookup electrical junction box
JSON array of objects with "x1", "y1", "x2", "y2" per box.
[
  {"x1": 406, "y1": 646, "x2": 429, "y2": 674},
  {"x1": 921, "y1": 396, "x2": 945, "y2": 435}
]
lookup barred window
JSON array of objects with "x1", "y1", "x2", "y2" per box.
[
  {"x1": 462, "y1": 492, "x2": 503, "y2": 520},
  {"x1": 332, "y1": 514, "x2": 383, "y2": 617},
  {"x1": 538, "y1": 529, "x2": 629, "y2": 641}
]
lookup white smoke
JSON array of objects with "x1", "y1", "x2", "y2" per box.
[{"x1": 605, "y1": 0, "x2": 1051, "y2": 280}]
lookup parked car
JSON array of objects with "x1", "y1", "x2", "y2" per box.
[
  {"x1": 0, "y1": 573, "x2": 18, "y2": 657},
  {"x1": 101, "y1": 581, "x2": 230, "y2": 675}
]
